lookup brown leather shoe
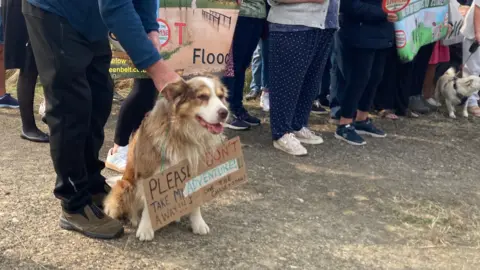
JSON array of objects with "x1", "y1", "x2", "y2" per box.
[
  {"x1": 59, "y1": 204, "x2": 124, "y2": 239},
  {"x1": 91, "y1": 184, "x2": 111, "y2": 208}
]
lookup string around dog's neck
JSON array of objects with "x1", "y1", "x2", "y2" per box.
[
  {"x1": 451, "y1": 77, "x2": 469, "y2": 106},
  {"x1": 160, "y1": 126, "x2": 169, "y2": 172}
]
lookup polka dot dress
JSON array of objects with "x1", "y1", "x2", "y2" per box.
[{"x1": 268, "y1": 28, "x2": 335, "y2": 140}]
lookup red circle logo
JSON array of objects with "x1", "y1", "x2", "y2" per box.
[
  {"x1": 157, "y1": 19, "x2": 171, "y2": 47},
  {"x1": 395, "y1": 30, "x2": 407, "y2": 48}
]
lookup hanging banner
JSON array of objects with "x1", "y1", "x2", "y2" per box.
[
  {"x1": 441, "y1": 0, "x2": 465, "y2": 46},
  {"x1": 109, "y1": 0, "x2": 240, "y2": 79},
  {"x1": 383, "y1": 0, "x2": 449, "y2": 62}
]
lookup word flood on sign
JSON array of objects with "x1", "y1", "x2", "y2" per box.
[{"x1": 144, "y1": 137, "x2": 247, "y2": 231}]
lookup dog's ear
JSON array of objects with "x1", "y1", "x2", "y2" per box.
[
  {"x1": 466, "y1": 79, "x2": 474, "y2": 87},
  {"x1": 163, "y1": 80, "x2": 193, "y2": 102},
  {"x1": 207, "y1": 76, "x2": 229, "y2": 99}
]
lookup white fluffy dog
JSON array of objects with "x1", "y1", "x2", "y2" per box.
[{"x1": 434, "y1": 68, "x2": 480, "y2": 118}]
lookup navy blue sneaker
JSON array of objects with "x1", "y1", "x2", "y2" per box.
[
  {"x1": 237, "y1": 112, "x2": 261, "y2": 126},
  {"x1": 224, "y1": 117, "x2": 251, "y2": 130},
  {"x1": 0, "y1": 93, "x2": 19, "y2": 108},
  {"x1": 311, "y1": 100, "x2": 329, "y2": 115},
  {"x1": 353, "y1": 118, "x2": 386, "y2": 138},
  {"x1": 335, "y1": 124, "x2": 366, "y2": 146}
]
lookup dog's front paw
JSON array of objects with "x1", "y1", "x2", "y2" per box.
[
  {"x1": 449, "y1": 112, "x2": 456, "y2": 119},
  {"x1": 129, "y1": 214, "x2": 139, "y2": 227},
  {"x1": 136, "y1": 226, "x2": 155, "y2": 241},
  {"x1": 463, "y1": 111, "x2": 469, "y2": 118},
  {"x1": 191, "y1": 217, "x2": 210, "y2": 235}
]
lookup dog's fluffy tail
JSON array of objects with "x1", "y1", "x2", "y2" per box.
[
  {"x1": 106, "y1": 175, "x2": 123, "y2": 187},
  {"x1": 104, "y1": 176, "x2": 136, "y2": 220}
]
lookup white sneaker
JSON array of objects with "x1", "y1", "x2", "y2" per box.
[
  {"x1": 38, "y1": 99, "x2": 46, "y2": 117},
  {"x1": 260, "y1": 90, "x2": 270, "y2": 112},
  {"x1": 293, "y1": 127, "x2": 324, "y2": 145},
  {"x1": 425, "y1": 97, "x2": 441, "y2": 107},
  {"x1": 273, "y1": 133, "x2": 307, "y2": 156},
  {"x1": 105, "y1": 145, "x2": 128, "y2": 173}
]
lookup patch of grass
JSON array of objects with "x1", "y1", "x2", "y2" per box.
[
  {"x1": 243, "y1": 68, "x2": 252, "y2": 94},
  {"x1": 384, "y1": 195, "x2": 480, "y2": 247}
]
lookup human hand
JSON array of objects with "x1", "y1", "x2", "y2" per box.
[
  {"x1": 476, "y1": 33, "x2": 480, "y2": 44},
  {"x1": 147, "y1": 59, "x2": 182, "y2": 98},
  {"x1": 459, "y1": 5, "x2": 469, "y2": 17},
  {"x1": 148, "y1": 31, "x2": 161, "y2": 53},
  {"x1": 387, "y1": 13, "x2": 398, "y2": 23}
]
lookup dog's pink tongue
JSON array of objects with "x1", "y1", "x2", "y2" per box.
[{"x1": 208, "y1": 123, "x2": 224, "y2": 134}]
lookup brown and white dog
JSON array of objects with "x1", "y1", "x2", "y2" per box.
[{"x1": 103, "y1": 76, "x2": 229, "y2": 241}]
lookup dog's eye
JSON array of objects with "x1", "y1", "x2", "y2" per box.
[{"x1": 197, "y1": 94, "x2": 209, "y2": 101}]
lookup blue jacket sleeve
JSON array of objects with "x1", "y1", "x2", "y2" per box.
[
  {"x1": 99, "y1": 0, "x2": 161, "y2": 70},
  {"x1": 340, "y1": 0, "x2": 387, "y2": 22},
  {"x1": 133, "y1": 0, "x2": 160, "y2": 33}
]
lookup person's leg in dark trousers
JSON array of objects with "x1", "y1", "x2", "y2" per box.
[
  {"x1": 292, "y1": 29, "x2": 335, "y2": 130},
  {"x1": 17, "y1": 45, "x2": 49, "y2": 142},
  {"x1": 408, "y1": 43, "x2": 435, "y2": 114},
  {"x1": 411, "y1": 43, "x2": 435, "y2": 96},
  {"x1": 335, "y1": 36, "x2": 388, "y2": 145},
  {"x1": 84, "y1": 40, "x2": 115, "y2": 196},
  {"x1": 395, "y1": 60, "x2": 414, "y2": 116},
  {"x1": 312, "y1": 49, "x2": 332, "y2": 115},
  {"x1": 356, "y1": 49, "x2": 388, "y2": 115},
  {"x1": 329, "y1": 37, "x2": 342, "y2": 119},
  {"x1": 222, "y1": 16, "x2": 264, "y2": 129},
  {"x1": 114, "y1": 79, "x2": 157, "y2": 147},
  {"x1": 23, "y1": 0, "x2": 123, "y2": 238},
  {"x1": 105, "y1": 79, "x2": 157, "y2": 173},
  {"x1": 318, "y1": 56, "x2": 331, "y2": 104},
  {"x1": 373, "y1": 47, "x2": 398, "y2": 118},
  {"x1": 336, "y1": 41, "x2": 376, "y2": 121}
]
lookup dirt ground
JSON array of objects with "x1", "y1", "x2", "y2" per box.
[{"x1": 1, "y1": 94, "x2": 480, "y2": 269}]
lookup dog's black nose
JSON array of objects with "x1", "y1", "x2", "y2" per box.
[{"x1": 218, "y1": 108, "x2": 228, "y2": 120}]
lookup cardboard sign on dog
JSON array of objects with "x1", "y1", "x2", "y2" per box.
[{"x1": 144, "y1": 136, "x2": 247, "y2": 231}]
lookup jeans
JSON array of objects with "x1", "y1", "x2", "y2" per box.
[
  {"x1": 24, "y1": 1, "x2": 113, "y2": 211},
  {"x1": 249, "y1": 39, "x2": 269, "y2": 92}
]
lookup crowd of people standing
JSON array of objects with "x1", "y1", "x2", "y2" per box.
[{"x1": 220, "y1": 0, "x2": 480, "y2": 155}]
